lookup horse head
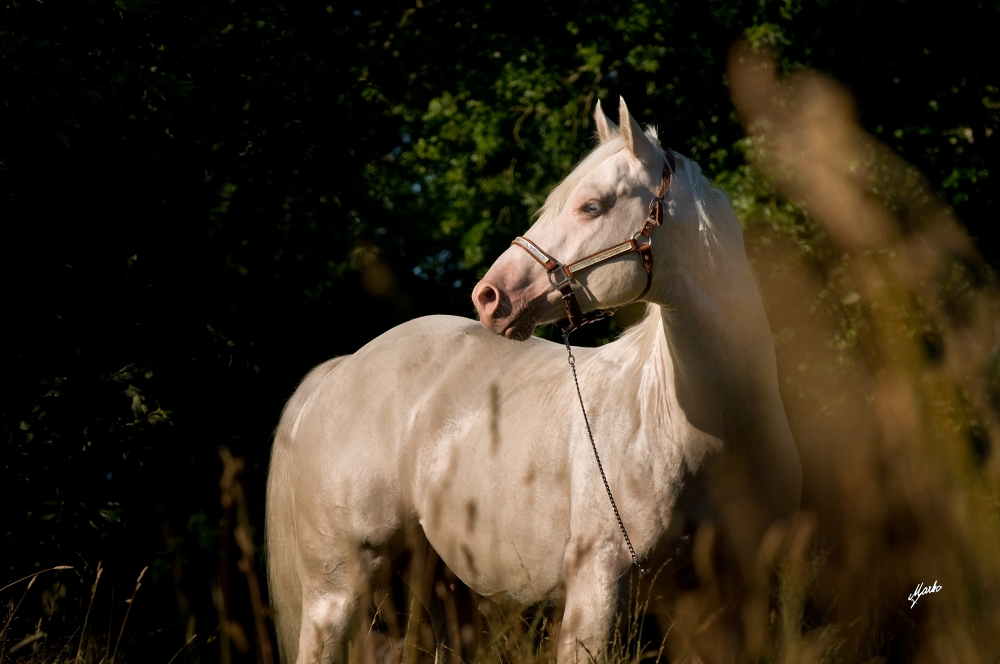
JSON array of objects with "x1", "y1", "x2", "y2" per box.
[{"x1": 472, "y1": 97, "x2": 720, "y2": 339}]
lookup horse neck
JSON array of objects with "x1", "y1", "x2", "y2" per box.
[
  {"x1": 648, "y1": 248, "x2": 784, "y2": 442},
  {"x1": 641, "y1": 244, "x2": 802, "y2": 525}
]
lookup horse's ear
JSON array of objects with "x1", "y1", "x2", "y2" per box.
[
  {"x1": 619, "y1": 97, "x2": 660, "y2": 167},
  {"x1": 593, "y1": 99, "x2": 618, "y2": 144}
]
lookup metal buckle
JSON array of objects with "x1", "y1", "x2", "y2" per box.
[
  {"x1": 548, "y1": 266, "x2": 571, "y2": 288},
  {"x1": 646, "y1": 197, "x2": 665, "y2": 227}
]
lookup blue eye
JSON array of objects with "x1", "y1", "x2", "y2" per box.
[{"x1": 582, "y1": 201, "x2": 602, "y2": 215}]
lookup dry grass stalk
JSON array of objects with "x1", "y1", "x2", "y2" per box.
[
  {"x1": 75, "y1": 563, "x2": 102, "y2": 663},
  {"x1": 1, "y1": 567, "x2": 73, "y2": 656},
  {"x1": 109, "y1": 566, "x2": 147, "y2": 664},
  {"x1": 218, "y1": 447, "x2": 276, "y2": 664}
]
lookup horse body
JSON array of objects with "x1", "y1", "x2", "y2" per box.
[{"x1": 267, "y1": 99, "x2": 801, "y2": 663}]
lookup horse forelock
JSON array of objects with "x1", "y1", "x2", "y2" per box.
[
  {"x1": 535, "y1": 127, "x2": 665, "y2": 221},
  {"x1": 535, "y1": 140, "x2": 625, "y2": 220}
]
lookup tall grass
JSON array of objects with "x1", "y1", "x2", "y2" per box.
[{"x1": 719, "y1": 43, "x2": 1000, "y2": 663}]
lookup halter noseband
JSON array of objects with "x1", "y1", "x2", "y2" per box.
[{"x1": 512, "y1": 151, "x2": 676, "y2": 333}]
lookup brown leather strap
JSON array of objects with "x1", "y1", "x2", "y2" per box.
[
  {"x1": 661, "y1": 152, "x2": 675, "y2": 196},
  {"x1": 636, "y1": 244, "x2": 654, "y2": 299},
  {"x1": 557, "y1": 281, "x2": 585, "y2": 330},
  {"x1": 512, "y1": 236, "x2": 560, "y2": 272}
]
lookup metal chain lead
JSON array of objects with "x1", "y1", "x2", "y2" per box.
[{"x1": 562, "y1": 328, "x2": 647, "y2": 578}]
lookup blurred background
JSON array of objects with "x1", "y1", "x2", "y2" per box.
[{"x1": 2, "y1": 0, "x2": 999, "y2": 662}]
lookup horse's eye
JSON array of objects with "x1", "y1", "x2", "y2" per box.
[{"x1": 581, "y1": 201, "x2": 603, "y2": 216}]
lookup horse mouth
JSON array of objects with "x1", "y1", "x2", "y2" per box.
[{"x1": 504, "y1": 307, "x2": 538, "y2": 341}]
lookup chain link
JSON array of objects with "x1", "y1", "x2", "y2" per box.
[{"x1": 562, "y1": 329, "x2": 647, "y2": 577}]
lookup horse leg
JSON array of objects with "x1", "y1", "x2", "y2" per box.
[
  {"x1": 557, "y1": 537, "x2": 623, "y2": 664},
  {"x1": 296, "y1": 543, "x2": 397, "y2": 663},
  {"x1": 296, "y1": 589, "x2": 356, "y2": 663},
  {"x1": 294, "y1": 541, "x2": 362, "y2": 664}
]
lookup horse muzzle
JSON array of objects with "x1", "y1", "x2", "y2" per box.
[{"x1": 472, "y1": 276, "x2": 554, "y2": 340}]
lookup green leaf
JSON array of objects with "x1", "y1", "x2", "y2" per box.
[{"x1": 99, "y1": 508, "x2": 122, "y2": 523}]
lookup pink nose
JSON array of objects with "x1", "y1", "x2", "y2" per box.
[{"x1": 472, "y1": 279, "x2": 505, "y2": 327}]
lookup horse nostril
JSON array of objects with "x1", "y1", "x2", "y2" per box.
[{"x1": 473, "y1": 281, "x2": 500, "y2": 318}]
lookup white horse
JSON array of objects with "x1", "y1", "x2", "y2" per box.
[{"x1": 266, "y1": 98, "x2": 802, "y2": 664}]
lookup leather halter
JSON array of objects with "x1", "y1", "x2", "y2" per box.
[{"x1": 512, "y1": 151, "x2": 676, "y2": 333}]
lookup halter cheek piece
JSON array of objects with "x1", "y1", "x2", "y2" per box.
[{"x1": 511, "y1": 151, "x2": 676, "y2": 333}]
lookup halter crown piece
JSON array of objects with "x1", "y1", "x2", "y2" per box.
[{"x1": 512, "y1": 151, "x2": 676, "y2": 333}]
